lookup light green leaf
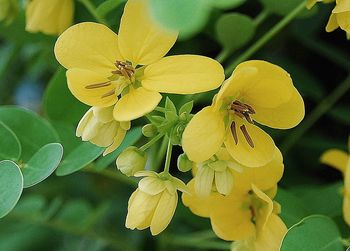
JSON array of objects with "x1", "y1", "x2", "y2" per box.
[
  {"x1": 43, "y1": 68, "x2": 88, "y2": 126},
  {"x1": 0, "y1": 121, "x2": 21, "y2": 161},
  {"x1": 22, "y1": 143, "x2": 63, "y2": 188},
  {"x1": 56, "y1": 142, "x2": 103, "y2": 176},
  {"x1": 216, "y1": 13, "x2": 255, "y2": 53},
  {"x1": 281, "y1": 215, "x2": 343, "y2": 251},
  {"x1": 210, "y1": 0, "x2": 246, "y2": 9},
  {"x1": 96, "y1": 0, "x2": 126, "y2": 17},
  {"x1": 0, "y1": 160, "x2": 23, "y2": 218},
  {"x1": 0, "y1": 106, "x2": 59, "y2": 162}
]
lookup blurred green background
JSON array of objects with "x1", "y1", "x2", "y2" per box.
[{"x1": 0, "y1": 0, "x2": 349, "y2": 250}]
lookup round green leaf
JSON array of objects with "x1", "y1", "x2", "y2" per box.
[
  {"x1": 0, "y1": 122, "x2": 21, "y2": 161},
  {"x1": 216, "y1": 13, "x2": 255, "y2": 52},
  {"x1": 56, "y1": 142, "x2": 104, "y2": 176},
  {"x1": 0, "y1": 160, "x2": 23, "y2": 218},
  {"x1": 0, "y1": 106, "x2": 59, "y2": 162},
  {"x1": 149, "y1": 0, "x2": 210, "y2": 38},
  {"x1": 22, "y1": 143, "x2": 63, "y2": 188},
  {"x1": 281, "y1": 215, "x2": 344, "y2": 251},
  {"x1": 43, "y1": 68, "x2": 88, "y2": 125}
]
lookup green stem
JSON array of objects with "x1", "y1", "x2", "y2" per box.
[
  {"x1": 155, "y1": 106, "x2": 167, "y2": 113},
  {"x1": 77, "y1": 0, "x2": 108, "y2": 25},
  {"x1": 139, "y1": 133, "x2": 164, "y2": 151},
  {"x1": 153, "y1": 136, "x2": 168, "y2": 171},
  {"x1": 163, "y1": 138, "x2": 173, "y2": 174},
  {"x1": 254, "y1": 9, "x2": 270, "y2": 26},
  {"x1": 225, "y1": 1, "x2": 306, "y2": 75},
  {"x1": 281, "y1": 75, "x2": 350, "y2": 153},
  {"x1": 215, "y1": 49, "x2": 230, "y2": 64}
]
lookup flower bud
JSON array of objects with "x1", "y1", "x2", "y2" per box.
[
  {"x1": 177, "y1": 153, "x2": 193, "y2": 172},
  {"x1": 116, "y1": 146, "x2": 147, "y2": 176},
  {"x1": 142, "y1": 124, "x2": 157, "y2": 138}
]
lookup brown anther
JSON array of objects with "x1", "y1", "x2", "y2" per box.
[
  {"x1": 113, "y1": 60, "x2": 135, "y2": 79},
  {"x1": 101, "y1": 89, "x2": 115, "y2": 98},
  {"x1": 240, "y1": 125, "x2": 254, "y2": 148},
  {"x1": 230, "y1": 100, "x2": 255, "y2": 125},
  {"x1": 85, "y1": 81, "x2": 111, "y2": 89},
  {"x1": 230, "y1": 121, "x2": 238, "y2": 145}
]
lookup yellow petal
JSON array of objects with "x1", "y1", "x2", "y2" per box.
[
  {"x1": 26, "y1": 0, "x2": 74, "y2": 35},
  {"x1": 195, "y1": 166, "x2": 215, "y2": 197},
  {"x1": 182, "y1": 106, "x2": 225, "y2": 163},
  {"x1": 76, "y1": 108, "x2": 94, "y2": 138},
  {"x1": 113, "y1": 87, "x2": 162, "y2": 121},
  {"x1": 320, "y1": 149, "x2": 349, "y2": 174},
  {"x1": 142, "y1": 55, "x2": 224, "y2": 94},
  {"x1": 233, "y1": 147, "x2": 284, "y2": 193},
  {"x1": 333, "y1": 0, "x2": 350, "y2": 13},
  {"x1": 139, "y1": 177, "x2": 166, "y2": 195},
  {"x1": 215, "y1": 169, "x2": 234, "y2": 195},
  {"x1": 92, "y1": 106, "x2": 114, "y2": 123},
  {"x1": 224, "y1": 119, "x2": 275, "y2": 167},
  {"x1": 103, "y1": 127, "x2": 127, "y2": 156},
  {"x1": 66, "y1": 68, "x2": 117, "y2": 107},
  {"x1": 118, "y1": 0, "x2": 177, "y2": 65},
  {"x1": 150, "y1": 190, "x2": 177, "y2": 235},
  {"x1": 210, "y1": 192, "x2": 255, "y2": 241},
  {"x1": 326, "y1": 13, "x2": 339, "y2": 32},
  {"x1": 335, "y1": 12, "x2": 350, "y2": 34},
  {"x1": 254, "y1": 214, "x2": 287, "y2": 251},
  {"x1": 343, "y1": 195, "x2": 350, "y2": 226},
  {"x1": 89, "y1": 122, "x2": 118, "y2": 147},
  {"x1": 55, "y1": 22, "x2": 122, "y2": 75},
  {"x1": 252, "y1": 185, "x2": 274, "y2": 231}
]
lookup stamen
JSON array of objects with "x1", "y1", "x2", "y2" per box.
[
  {"x1": 85, "y1": 81, "x2": 111, "y2": 89},
  {"x1": 230, "y1": 121, "x2": 238, "y2": 145},
  {"x1": 114, "y1": 60, "x2": 135, "y2": 79},
  {"x1": 240, "y1": 125, "x2": 254, "y2": 148},
  {"x1": 101, "y1": 89, "x2": 115, "y2": 98}
]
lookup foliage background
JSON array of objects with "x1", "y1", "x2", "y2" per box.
[{"x1": 0, "y1": 0, "x2": 349, "y2": 250}]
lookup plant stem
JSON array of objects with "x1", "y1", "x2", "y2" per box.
[
  {"x1": 78, "y1": 0, "x2": 108, "y2": 25},
  {"x1": 163, "y1": 138, "x2": 173, "y2": 173},
  {"x1": 225, "y1": 1, "x2": 306, "y2": 75},
  {"x1": 254, "y1": 9, "x2": 270, "y2": 26},
  {"x1": 281, "y1": 75, "x2": 350, "y2": 153},
  {"x1": 215, "y1": 49, "x2": 230, "y2": 63},
  {"x1": 155, "y1": 106, "x2": 167, "y2": 113},
  {"x1": 139, "y1": 133, "x2": 164, "y2": 151}
]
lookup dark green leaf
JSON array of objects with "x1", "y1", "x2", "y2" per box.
[{"x1": 97, "y1": 0, "x2": 126, "y2": 17}]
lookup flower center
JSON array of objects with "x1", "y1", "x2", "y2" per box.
[
  {"x1": 84, "y1": 60, "x2": 136, "y2": 99},
  {"x1": 229, "y1": 100, "x2": 256, "y2": 148}
]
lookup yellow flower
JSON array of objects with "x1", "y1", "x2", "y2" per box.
[
  {"x1": 76, "y1": 106, "x2": 130, "y2": 156},
  {"x1": 126, "y1": 171, "x2": 187, "y2": 235},
  {"x1": 26, "y1": 0, "x2": 74, "y2": 35},
  {"x1": 320, "y1": 144, "x2": 350, "y2": 226},
  {"x1": 183, "y1": 60, "x2": 304, "y2": 167},
  {"x1": 54, "y1": 0, "x2": 224, "y2": 122},
  {"x1": 326, "y1": 0, "x2": 350, "y2": 37}
]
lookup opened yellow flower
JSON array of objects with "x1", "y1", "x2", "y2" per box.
[
  {"x1": 321, "y1": 143, "x2": 350, "y2": 226},
  {"x1": 54, "y1": 0, "x2": 224, "y2": 122},
  {"x1": 326, "y1": 0, "x2": 350, "y2": 37},
  {"x1": 126, "y1": 171, "x2": 187, "y2": 235},
  {"x1": 26, "y1": 0, "x2": 74, "y2": 35},
  {"x1": 76, "y1": 106, "x2": 130, "y2": 155},
  {"x1": 183, "y1": 60, "x2": 304, "y2": 167}
]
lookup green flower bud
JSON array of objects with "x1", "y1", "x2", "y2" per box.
[
  {"x1": 142, "y1": 124, "x2": 158, "y2": 138},
  {"x1": 177, "y1": 153, "x2": 193, "y2": 172},
  {"x1": 116, "y1": 146, "x2": 147, "y2": 176},
  {"x1": 0, "y1": 0, "x2": 18, "y2": 24}
]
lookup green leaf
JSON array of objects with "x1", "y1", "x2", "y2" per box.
[
  {"x1": 216, "y1": 13, "x2": 255, "y2": 52},
  {"x1": 149, "y1": 0, "x2": 210, "y2": 38},
  {"x1": 96, "y1": 0, "x2": 126, "y2": 17},
  {"x1": 51, "y1": 122, "x2": 81, "y2": 155},
  {"x1": 281, "y1": 215, "x2": 343, "y2": 251},
  {"x1": 56, "y1": 142, "x2": 104, "y2": 176},
  {"x1": 22, "y1": 143, "x2": 63, "y2": 188},
  {"x1": 43, "y1": 68, "x2": 88, "y2": 126},
  {"x1": 0, "y1": 106, "x2": 59, "y2": 162},
  {"x1": 179, "y1": 101, "x2": 194, "y2": 115},
  {"x1": 0, "y1": 121, "x2": 21, "y2": 161},
  {"x1": 210, "y1": 0, "x2": 246, "y2": 9},
  {"x1": 0, "y1": 160, "x2": 23, "y2": 218},
  {"x1": 95, "y1": 127, "x2": 142, "y2": 169}
]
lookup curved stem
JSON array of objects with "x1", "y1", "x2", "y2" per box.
[
  {"x1": 225, "y1": 1, "x2": 306, "y2": 75},
  {"x1": 215, "y1": 49, "x2": 230, "y2": 64},
  {"x1": 139, "y1": 133, "x2": 164, "y2": 151},
  {"x1": 77, "y1": 0, "x2": 108, "y2": 25},
  {"x1": 163, "y1": 138, "x2": 173, "y2": 174},
  {"x1": 254, "y1": 9, "x2": 270, "y2": 26},
  {"x1": 281, "y1": 75, "x2": 350, "y2": 153}
]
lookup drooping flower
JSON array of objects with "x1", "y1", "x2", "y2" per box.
[
  {"x1": 26, "y1": 0, "x2": 74, "y2": 35},
  {"x1": 320, "y1": 143, "x2": 350, "y2": 225},
  {"x1": 126, "y1": 171, "x2": 187, "y2": 235},
  {"x1": 76, "y1": 106, "x2": 130, "y2": 155},
  {"x1": 326, "y1": 0, "x2": 350, "y2": 37},
  {"x1": 183, "y1": 60, "x2": 304, "y2": 167},
  {"x1": 54, "y1": 0, "x2": 224, "y2": 122},
  {"x1": 116, "y1": 146, "x2": 147, "y2": 176}
]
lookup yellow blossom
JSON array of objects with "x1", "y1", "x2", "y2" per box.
[
  {"x1": 126, "y1": 171, "x2": 187, "y2": 235},
  {"x1": 76, "y1": 106, "x2": 130, "y2": 156},
  {"x1": 182, "y1": 60, "x2": 304, "y2": 167},
  {"x1": 26, "y1": 0, "x2": 74, "y2": 35},
  {"x1": 320, "y1": 143, "x2": 350, "y2": 226},
  {"x1": 326, "y1": 0, "x2": 350, "y2": 37},
  {"x1": 54, "y1": 0, "x2": 224, "y2": 122}
]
